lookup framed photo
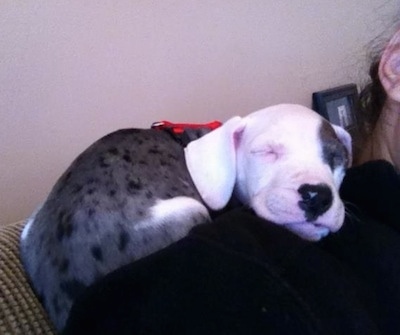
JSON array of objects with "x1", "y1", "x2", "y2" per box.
[{"x1": 312, "y1": 84, "x2": 358, "y2": 130}]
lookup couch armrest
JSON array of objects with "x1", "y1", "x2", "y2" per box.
[{"x1": 0, "y1": 221, "x2": 55, "y2": 334}]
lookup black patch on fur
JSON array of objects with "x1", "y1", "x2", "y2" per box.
[
  {"x1": 145, "y1": 191, "x2": 153, "y2": 199},
  {"x1": 168, "y1": 153, "x2": 179, "y2": 161},
  {"x1": 160, "y1": 159, "x2": 169, "y2": 166},
  {"x1": 51, "y1": 257, "x2": 59, "y2": 267},
  {"x1": 123, "y1": 154, "x2": 132, "y2": 163},
  {"x1": 118, "y1": 231, "x2": 130, "y2": 252},
  {"x1": 56, "y1": 224, "x2": 64, "y2": 241},
  {"x1": 91, "y1": 245, "x2": 103, "y2": 262},
  {"x1": 72, "y1": 184, "x2": 83, "y2": 194},
  {"x1": 87, "y1": 188, "x2": 96, "y2": 195},
  {"x1": 87, "y1": 177, "x2": 99, "y2": 184},
  {"x1": 108, "y1": 189, "x2": 117, "y2": 197},
  {"x1": 64, "y1": 219, "x2": 74, "y2": 236},
  {"x1": 59, "y1": 258, "x2": 70, "y2": 274},
  {"x1": 149, "y1": 147, "x2": 162, "y2": 155},
  {"x1": 60, "y1": 279, "x2": 87, "y2": 301},
  {"x1": 58, "y1": 210, "x2": 66, "y2": 222},
  {"x1": 87, "y1": 208, "x2": 95, "y2": 217},
  {"x1": 319, "y1": 120, "x2": 347, "y2": 170},
  {"x1": 56, "y1": 212, "x2": 74, "y2": 241},
  {"x1": 108, "y1": 147, "x2": 119, "y2": 155},
  {"x1": 127, "y1": 178, "x2": 142, "y2": 193},
  {"x1": 139, "y1": 160, "x2": 147, "y2": 165},
  {"x1": 99, "y1": 157, "x2": 110, "y2": 168}
]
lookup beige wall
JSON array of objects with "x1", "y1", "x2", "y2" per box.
[{"x1": 0, "y1": 0, "x2": 398, "y2": 224}]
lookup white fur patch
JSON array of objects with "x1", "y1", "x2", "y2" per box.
[
  {"x1": 21, "y1": 216, "x2": 34, "y2": 241},
  {"x1": 21, "y1": 205, "x2": 43, "y2": 241},
  {"x1": 135, "y1": 196, "x2": 209, "y2": 230}
]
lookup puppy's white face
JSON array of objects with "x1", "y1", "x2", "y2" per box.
[{"x1": 234, "y1": 105, "x2": 350, "y2": 241}]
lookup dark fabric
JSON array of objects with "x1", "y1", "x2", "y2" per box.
[
  {"x1": 63, "y1": 160, "x2": 400, "y2": 335},
  {"x1": 320, "y1": 211, "x2": 400, "y2": 335},
  {"x1": 64, "y1": 210, "x2": 380, "y2": 335},
  {"x1": 320, "y1": 159, "x2": 400, "y2": 334},
  {"x1": 339, "y1": 159, "x2": 400, "y2": 230}
]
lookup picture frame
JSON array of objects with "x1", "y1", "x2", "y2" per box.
[{"x1": 312, "y1": 83, "x2": 358, "y2": 130}]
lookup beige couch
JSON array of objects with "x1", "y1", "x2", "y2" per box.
[{"x1": 0, "y1": 221, "x2": 55, "y2": 334}]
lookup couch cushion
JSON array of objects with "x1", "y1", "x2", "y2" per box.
[{"x1": 0, "y1": 221, "x2": 55, "y2": 335}]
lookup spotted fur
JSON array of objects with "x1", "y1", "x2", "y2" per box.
[{"x1": 20, "y1": 129, "x2": 210, "y2": 332}]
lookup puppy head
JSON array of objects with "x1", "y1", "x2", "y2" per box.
[
  {"x1": 185, "y1": 104, "x2": 352, "y2": 241},
  {"x1": 235, "y1": 104, "x2": 351, "y2": 240}
]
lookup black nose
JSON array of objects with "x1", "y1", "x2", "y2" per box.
[{"x1": 298, "y1": 183, "x2": 333, "y2": 222}]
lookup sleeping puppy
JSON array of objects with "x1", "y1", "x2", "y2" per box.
[{"x1": 20, "y1": 104, "x2": 351, "y2": 332}]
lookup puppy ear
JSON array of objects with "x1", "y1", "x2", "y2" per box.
[
  {"x1": 184, "y1": 116, "x2": 244, "y2": 210},
  {"x1": 332, "y1": 124, "x2": 353, "y2": 167},
  {"x1": 379, "y1": 28, "x2": 400, "y2": 102}
]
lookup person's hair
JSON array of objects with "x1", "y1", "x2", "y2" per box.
[
  {"x1": 353, "y1": 49, "x2": 386, "y2": 161},
  {"x1": 353, "y1": 18, "x2": 400, "y2": 162}
]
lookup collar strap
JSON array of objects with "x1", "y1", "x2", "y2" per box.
[
  {"x1": 151, "y1": 120, "x2": 222, "y2": 146},
  {"x1": 151, "y1": 120, "x2": 221, "y2": 134}
]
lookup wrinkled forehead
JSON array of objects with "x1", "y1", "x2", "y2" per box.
[
  {"x1": 243, "y1": 106, "x2": 324, "y2": 144},
  {"x1": 242, "y1": 106, "x2": 349, "y2": 167}
]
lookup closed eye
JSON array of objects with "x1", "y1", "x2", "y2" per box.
[{"x1": 250, "y1": 143, "x2": 285, "y2": 162}]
